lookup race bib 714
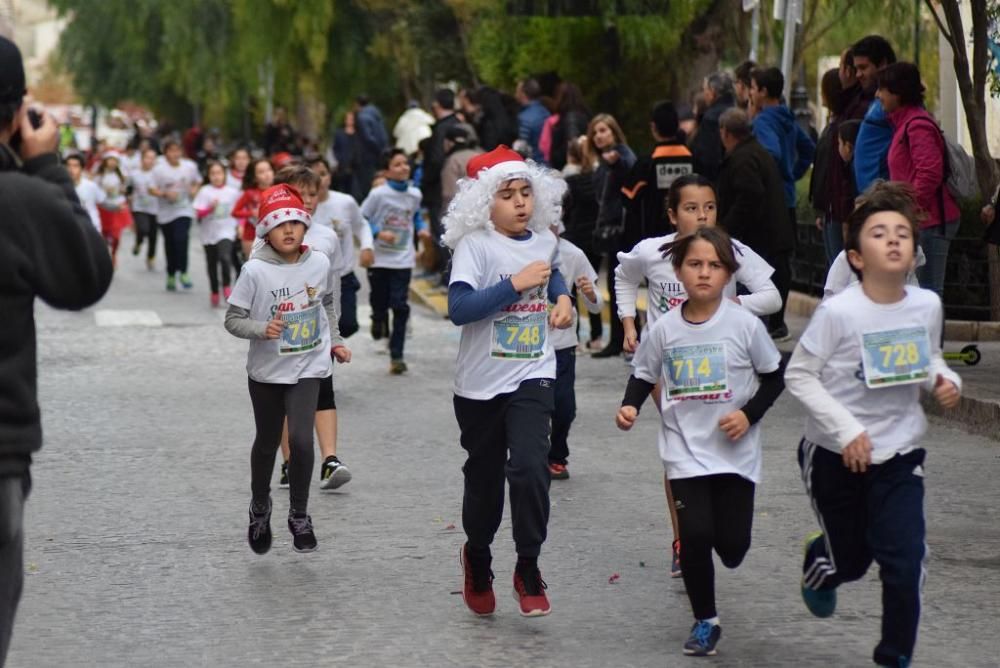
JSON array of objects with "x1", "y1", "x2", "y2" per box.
[{"x1": 663, "y1": 342, "x2": 728, "y2": 398}]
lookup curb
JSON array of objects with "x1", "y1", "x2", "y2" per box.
[{"x1": 410, "y1": 278, "x2": 449, "y2": 319}]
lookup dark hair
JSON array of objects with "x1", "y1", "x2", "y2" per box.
[
  {"x1": 844, "y1": 180, "x2": 924, "y2": 279},
  {"x1": 661, "y1": 226, "x2": 741, "y2": 275},
  {"x1": 821, "y1": 68, "x2": 842, "y2": 114},
  {"x1": 204, "y1": 159, "x2": 226, "y2": 185},
  {"x1": 838, "y1": 119, "x2": 862, "y2": 145},
  {"x1": 305, "y1": 155, "x2": 331, "y2": 172},
  {"x1": 162, "y1": 137, "x2": 182, "y2": 152},
  {"x1": 877, "y1": 62, "x2": 925, "y2": 107},
  {"x1": 274, "y1": 164, "x2": 321, "y2": 191},
  {"x1": 852, "y1": 35, "x2": 896, "y2": 67},
  {"x1": 666, "y1": 173, "x2": 716, "y2": 214},
  {"x1": 244, "y1": 157, "x2": 273, "y2": 190},
  {"x1": 733, "y1": 60, "x2": 756, "y2": 87},
  {"x1": 381, "y1": 147, "x2": 408, "y2": 171},
  {"x1": 0, "y1": 100, "x2": 20, "y2": 131},
  {"x1": 64, "y1": 153, "x2": 84, "y2": 167},
  {"x1": 841, "y1": 47, "x2": 855, "y2": 71},
  {"x1": 355, "y1": 94, "x2": 371, "y2": 106},
  {"x1": 228, "y1": 145, "x2": 250, "y2": 161},
  {"x1": 434, "y1": 88, "x2": 455, "y2": 111},
  {"x1": 750, "y1": 67, "x2": 784, "y2": 100},
  {"x1": 97, "y1": 155, "x2": 126, "y2": 183},
  {"x1": 650, "y1": 101, "x2": 679, "y2": 138},
  {"x1": 719, "y1": 107, "x2": 752, "y2": 140},
  {"x1": 520, "y1": 78, "x2": 541, "y2": 100},
  {"x1": 556, "y1": 82, "x2": 588, "y2": 116}
]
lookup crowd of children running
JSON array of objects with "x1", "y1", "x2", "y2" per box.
[{"x1": 73, "y1": 31, "x2": 968, "y2": 665}]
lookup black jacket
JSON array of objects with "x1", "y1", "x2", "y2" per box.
[
  {"x1": 690, "y1": 94, "x2": 734, "y2": 182},
  {"x1": 0, "y1": 145, "x2": 113, "y2": 475},
  {"x1": 549, "y1": 109, "x2": 589, "y2": 171},
  {"x1": 621, "y1": 141, "x2": 693, "y2": 249},
  {"x1": 421, "y1": 113, "x2": 460, "y2": 211},
  {"x1": 717, "y1": 136, "x2": 793, "y2": 256},
  {"x1": 562, "y1": 169, "x2": 599, "y2": 254}
]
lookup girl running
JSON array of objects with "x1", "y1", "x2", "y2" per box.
[
  {"x1": 129, "y1": 147, "x2": 160, "y2": 270},
  {"x1": 96, "y1": 152, "x2": 133, "y2": 266},
  {"x1": 616, "y1": 226, "x2": 785, "y2": 657},
  {"x1": 194, "y1": 161, "x2": 241, "y2": 307},
  {"x1": 232, "y1": 157, "x2": 275, "y2": 263},
  {"x1": 227, "y1": 146, "x2": 251, "y2": 190},
  {"x1": 149, "y1": 138, "x2": 201, "y2": 291},
  {"x1": 614, "y1": 173, "x2": 781, "y2": 578}
]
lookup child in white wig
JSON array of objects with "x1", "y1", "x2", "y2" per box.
[{"x1": 444, "y1": 146, "x2": 574, "y2": 619}]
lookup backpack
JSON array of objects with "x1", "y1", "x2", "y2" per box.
[{"x1": 902, "y1": 115, "x2": 978, "y2": 200}]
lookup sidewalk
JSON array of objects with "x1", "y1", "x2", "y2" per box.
[{"x1": 410, "y1": 279, "x2": 998, "y2": 441}]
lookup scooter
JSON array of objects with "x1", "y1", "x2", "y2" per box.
[{"x1": 943, "y1": 344, "x2": 981, "y2": 366}]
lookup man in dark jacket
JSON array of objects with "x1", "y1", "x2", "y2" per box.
[
  {"x1": 353, "y1": 94, "x2": 390, "y2": 201},
  {"x1": 421, "y1": 89, "x2": 461, "y2": 276},
  {"x1": 717, "y1": 108, "x2": 793, "y2": 340},
  {"x1": 689, "y1": 71, "x2": 735, "y2": 182},
  {"x1": 621, "y1": 101, "x2": 693, "y2": 249},
  {"x1": 0, "y1": 36, "x2": 113, "y2": 662}
]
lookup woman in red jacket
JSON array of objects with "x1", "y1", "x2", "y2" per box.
[
  {"x1": 230, "y1": 157, "x2": 274, "y2": 261},
  {"x1": 879, "y1": 62, "x2": 960, "y2": 298}
]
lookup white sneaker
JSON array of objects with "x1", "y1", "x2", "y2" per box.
[{"x1": 320, "y1": 457, "x2": 352, "y2": 490}]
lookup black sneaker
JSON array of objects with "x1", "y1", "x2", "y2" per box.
[
  {"x1": 683, "y1": 620, "x2": 721, "y2": 656},
  {"x1": 288, "y1": 512, "x2": 318, "y2": 553},
  {"x1": 247, "y1": 498, "x2": 272, "y2": 555},
  {"x1": 371, "y1": 318, "x2": 388, "y2": 340},
  {"x1": 278, "y1": 461, "x2": 289, "y2": 489},
  {"x1": 320, "y1": 456, "x2": 352, "y2": 490},
  {"x1": 769, "y1": 325, "x2": 791, "y2": 342}
]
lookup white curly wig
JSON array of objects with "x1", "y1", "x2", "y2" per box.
[{"x1": 442, "y1": 158, "x2": 567, "y2": 249}]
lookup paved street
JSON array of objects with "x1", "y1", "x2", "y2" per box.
[{"x1": 8, "y1": 242, "x2": 1000, "y2": 667}]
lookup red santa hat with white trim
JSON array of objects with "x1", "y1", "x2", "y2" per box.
[
  {"x1": 256, "y1": 184, "x2": 312, "y2": 238},
  {"x1": 465, "y1": 144, "x2": 529, "y2": 181}
]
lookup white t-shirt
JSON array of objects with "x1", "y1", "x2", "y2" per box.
[
  {"x1": 450, "y1": 229, "x2": 560, "y2": 400},
  {"x1": 75, "y1": 178, "x2": 105, "y2": 232},
  {"x1": 550, "y1": 237, "x2": 602, "y2": 351},
  {"x1": 314, "y1": 191, "x2": 372, "y2": 276},
  {"x1": 152, "y1": 160, "x2": 201, "y2": 223},
  {"x1": 615, "y1": 233, "x2": 778, "y2": 327},
  {"x1": 129, "y1": 168, "x2": 159, "y2": 215},
  {"x1": 361, "y1": 183, "x2": 423, "y2": 269},
  {"x1": 193, "y1": 184, "x2": 241, "y2": 245},
  {"x1": 96, "y1": 172, "x2": 128, "y2": 210},
  {"x1": 631, "y1": 299, "x2": 781, "y2": 483},
  {"x1": 823, "y1": 248, "x2": 925, "y2": 300},
  {"x1": 225, "y1": 170, "x2": 244, "y2": 191},
  {"x1": 798, "y1": 284, "x2": 948, "y2": 461},
  {"x1": 227, "y1": 251, "x2": 333, "y2": 384}
]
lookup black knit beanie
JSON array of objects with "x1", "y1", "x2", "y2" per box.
[{"x1": 0, "y1": 36, "x2": 26, "y2": 104}]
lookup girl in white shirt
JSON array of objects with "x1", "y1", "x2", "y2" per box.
[
  {"x1": 193, "y1": 161, "x2": 241, "y2": 307},
  {"x1": 95, "y1": 153, "x2": 133, "y2": 267},
  {"x1": 129, "y1": 148, "x2": 160, "y2": 270},
  {"x1": 785, "y1": 181, "x2": 961, "y2": 667},
  {"x1": 614, "y1": 173, "x2": 781, "y2": 579},
  {"x1": 616, "y1": 226, "x2": 784, "y2": 658}
]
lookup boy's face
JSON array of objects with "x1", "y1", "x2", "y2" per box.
[
  {"x1": 491, "y1": 178, "x2": 534, "y2": 237},
  {"x1": 848, "y1": 211, "x2": 916, "y2": 279},
  {"x1": 295, "y1": 184, "x2": 319, "y2": 214},
  {"x1": 66, "y1": 159, "x2": 82, "y2": 182},
  {"x1": 311, "y1": 162, "x2": 332, "y2": 191},
  {"x1": 165, "y1": 145, "x2": 182, "y2": 165},
  {"x1": 838, "y1": 137, "x2": 854, "y2": 163},
  {"x1": 141, "y1": 150, "x2": 156, "y2": 169},
  {"x1": 266, "y1": 221, "x2": 307, "y2": 254},
  {"x1": 386, "y1": 154, "x2": 410, "y2": 181}
]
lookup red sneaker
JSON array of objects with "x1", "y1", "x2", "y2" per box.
[
  {"x1": 460, "y1": 545, "x2": 495, "y2": 616},
  {"x1": 513, "y1": 567, "x2": 551, "y2": 617},
  {"x1": 210, "y1": 292, "x2": 220, "y2": 308},
  {"x1": 548, "y1": 462, "x2": 569, "y2": 480},
  {"x1": 223, "y1": 286, "x2": 233, "y2": 300}
]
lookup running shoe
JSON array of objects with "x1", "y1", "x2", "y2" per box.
[
  {"x1": 146, "y1": 257, "x2": 155, "y2": 271},
  {"x1": 390, "y1": 359, "x2": 408, "y2": 375},
  {"x1": 319, "y1": 456, "x2": 352, "y2": 490},
  {"x1": 166, "y1": 274, "x2": 177, "y2": 291},
  {"x1": 683, "y1": 620, "x2": 721, "y2": 656},
  {"x1": 512, "y1": 566, "x2": 551, "y2": 617},
  {"x1": 548, "y1": 462, "x2": 569, "y2": 480},
  {"x1": 460, "y1": 545, "x2": 496, "y2": 616},
  {"x1": 210, "y1": 292, "x2": 220, "y2": 308},
  {"x1": 371, "y1": 318, "x2": 388, "y2": 340},
  {"x1": 223, "y1": 285, "x2": 233, "y2": 300},
  {"x1": 769, "y1": 325, "x2": 791, "y2": 342},
  {"x1": 671, "y1": 539, "x2": 682, "y2": 578},
  {"x1": 801, "y1": 531, "x2": 836, "y2": 617},
  {"x1": 179, "y1": 272, "x2": 193, "y2": 289},
  {"x1": 132, "y1": 243, "x2": 140, "y2": 256},
  {"x1": 247, "y1": 498, "x2": 272, "y2": 555},
  {"x1": 287, "y1": 512, "x2": 317, "y2": 553},
  {"x1": 278, "y1": 461, "x2": 289, "y2": 489}
]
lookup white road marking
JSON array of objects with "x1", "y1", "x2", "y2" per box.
[{"x1": 94, "y1": 310, "x2": 163, "y2": 327}]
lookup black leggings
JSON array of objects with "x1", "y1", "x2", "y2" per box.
[
  {"x1": 248, "y1": 377, "x2": 320, "y2": 512},
  {"x1": 133, "y1": 211, "x2": 158, "y2": 259},
  {"x1": 204, "y1": 239, "x2": 234, "y2": 293},
  {"x1": 670, "y1": 473, "x2": 755, "y2": 620}
]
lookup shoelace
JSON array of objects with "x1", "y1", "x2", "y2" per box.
[
  {"x1": 289, "y1": 514, "x2": 313, "y2": 535},
  {"x1": 472, "y1": 569, "x2": 494, "y2": 592},
  {"x1": 690, "y1": 621, "x2": 714, "y2": 645},
  {"x1": 249, "y1": 507, "x2": 270, "y2": 539},
  {"x1": 518, "y1": 569, "x2": 547, "y2": 596}
]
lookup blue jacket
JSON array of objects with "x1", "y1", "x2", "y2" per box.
[
  {"x1": 853, "y1": 99, "x2": 893, "y2": 193},
  {"x1": 518, "y1": 100, "x2": 550, "y2": 164},
  {"x1": 751, "y1": 104, "x2": 815, "y2": 208}
]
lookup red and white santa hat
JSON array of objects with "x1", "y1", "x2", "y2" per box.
[
  {"x1": 256, "y1": 184, "x2": 312, "y2": 238},
  {"x1": 465, "y1": 145, "x2": 529, "y2": 181}
]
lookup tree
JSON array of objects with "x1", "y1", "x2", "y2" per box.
[{"x1": 926, "y1": 0, "x2": 1000, "y2": 319}]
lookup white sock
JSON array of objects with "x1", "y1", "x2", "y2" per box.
[{"x1": 700, "y1": 616, "x2": 720, "y2": 627}]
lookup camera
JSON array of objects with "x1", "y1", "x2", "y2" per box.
[{"x1": 9, "y1": 106, "x2": 44, "y2": 155}]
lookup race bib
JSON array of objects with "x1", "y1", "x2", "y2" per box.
[
  {"x1": 377, "y1": 214, "x2": 411, "y2": 252},
  {"x1": 663, "y1": 342, "x2": 728, "y2": 398},
  {"x1": 860, "y1": 326, "x2": 931, "y2": 388},
  {"x1": 279, "y1": 303, "x2": 322, "y2": 356},
  {"x1": 491, "y1": 311, "x2": 546, "y2": 360}
]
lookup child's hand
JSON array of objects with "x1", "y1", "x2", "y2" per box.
[
  {"x1": 933, "y1": 375, "x2": 960, "y2": 409},
  {"x1": 511, "y1": 260, "x2": 550, "y2": 292},
  {"x1": 841, "y1": 432, "x2": 873, "y2": 473},
  {"x1": 622, "y1": 318, "x2": 638, "y2": 353},
  {"x1": 616, "y1": 406, "x2": 638, "y2": 431},
  {"x1": 576, "y1": 275, "x2": 597, "y2": 302},
  {"x1": 377, "y1": 230, "x2": 397, "y2": 244},
  {"x1": 359, "y1": 249, "x2": 375, "y2": 268},
  {"x1": 417, "y1": 228, "x2": 432, "y2": 240},
  {"x1": 166, "y1": 191, "x2": 179, "y2": 203},
  {"x1": 718, "y1": 410, "x2": 750, "y2": 441},
  {"x1": 264, "y1": 317, "x2": 284, "y2": 339},
  {"x1": 332, "y1": 345, "x2": 352, "y2": 363},
  {"x1": 549, "y1": 295, "x2": 573, "y2": 329}
]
